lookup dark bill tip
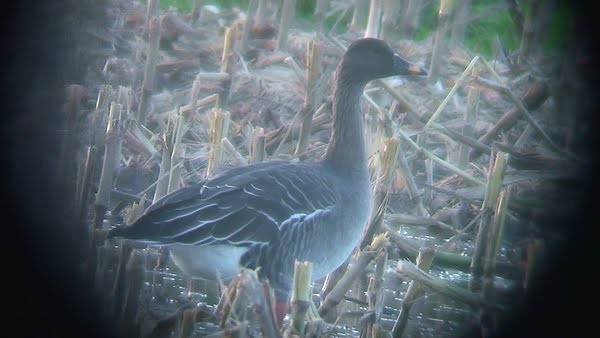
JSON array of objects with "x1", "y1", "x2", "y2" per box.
[{"x1": 394, "y1": 53, "x2": 427, "y2": 76}]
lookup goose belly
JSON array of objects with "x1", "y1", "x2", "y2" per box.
[{"x1": 169, "y1": 244, "x2": 247, "y2": 281}]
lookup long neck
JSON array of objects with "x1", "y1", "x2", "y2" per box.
[{"x1": 323, "y1": 69, "x2": 368, "y2": 175}]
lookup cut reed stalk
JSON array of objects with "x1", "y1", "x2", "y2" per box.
[
  {"x1": 519, "y1": 0, "x2": 540, "y2": 62},
  {"x1": 396, "y1": 259, "x2": 490, "y2": 309},
  {"x1": 314, "y1": 0, "x2": 328, "y2": 33},
  {"x1": 145, "y1": 0, "x2": 159, "y2": 33},
  {"x1": 115, "y1": 87, "x2": 132, "y2": 166},
  {"x1": 450, "y1": 0, "x2": 471, "y2": 46},
  {"x1": 425, "y1": 55, "x2": 480, "y2": 129},
  {"x1": 295, "y1": 40, "x2": 320, "y2": 159},
  {"x1": 396, "y1": 125, "x2": 485, "y2": 186},
  {"x1": 236, "y1": 269, "x2": 279, "y2": 338},
  {"x1": 255, "y1": 0, "x2": 269, "y2": 26},
  {"x1": 391, "y1": 247, "x2": 435, "y2": 338},
  {"x1": 328, "y1": 3, "x2": 352, "y2": 35},
  {"x1": 424, "y1": 158, "x2": 433, "y2": 204},
  {"x1": 153, "y1": 119, "x2": 175, "y2": 203},
  {"x1": 129, "y1": 124, "x2": 159, "y2": 157},
  {"x1": 319, "y1": 260, "x2": 348, "y2": 308},
  {"x1": 385, "y1": 226, "x2": 515, "y2": 275},
  {"x1": 514, "y1": 124, "x2": 533, "y2": 148},
  {"x1": 91, "y1": 85, "x2": 112, "y2": 145},
  {"x1": 191, "y1": 0, "x2": 203, "y2": 23},
  {"x1": 458, "y1": 65, "x2": 480, "y2": 169},
  {"x1": 480, "y1": 186, "x2": 511, "y2": 334},
  {"x1": 251, "y1": 126, "x2": 266, "y2": 163},
  {"x1": 386, "y1": 213, "x2": 452, "y2": 230},
  {"x1": 432, "y1": 123, "x2": 491, "y2": 155},
  {"x1": 166, "y1": 93, "x2": 219, "y2": 118},
  {"x1": 241, "y1": 0, "x2": 259, "y2": 52},
  {"x1": 117, "y1": 86, "x2": 133, "y2": 117},
  {"x1": 271, "y1": 101, "x2": 307, "y2": 157},
  {"x1": 350, "y1": 0, "x2": 369, "y2": 32},
  {"x1": 396, "y1": 143, "x2": 429, "y2": 217},
  {"x1": 125, "y1": 194, "x2": 147, "y2": 225},
  {"x1": 363, "y1": 93, "x2": 391, "y2": 140},
  {"x1": 260, "y1": 280, "x2": 280, "y2": 337},
  {"x1": 185, "y1": 77, "x2": 202, "y2": 122},
  {"x1": 428, "y1": 0, "x2": 453, "y2": 83},
  {"x1": 287, "y1": 261, "x2": 313, "y2": 335},
  {"x1": 168, "y1": 108, "x2": 184, "y2": 193},
  {"x1": 381, "y1": 0, "x2": 400, "y2": 39},
  {"x1": 219, "y1": 276, "x2": 238, "y2": 328},
  {"x1": 469, "y1": 151, "x2": 508, "y2": 292},
  {"x1": 222, "y1": 137, "x2": 247, "y2": 166},
  {"x1": 362, "y1": 138, "x2": 399, "y2": 248},
  {"x1": 319, "y1": 234, "x2": 387, "y2": 318},
  {"x1": 283, "y1": 56, "x2": 306, "y2": 82},
  {"x1": 217, "y1": 25, "x2": 237, "y2": 108},
  {"x1": 94, "y1": 102, "x2": 122, "y2": 229},
  {"x1": 485, "y1": 189, "x2": 510, "y2": 271},
  {"x1": 399, "y1": 0, "x2": 423, "y2": 37},
  {"x1": 137, "y1": 17, "x2": 160, "y2": 124},
  {"x1": 206, "y1": 108, "x2": 231, "y2": 177},
  {"x1": 78, "y1": 145, "x2": 97, "y2": 225},
  {"x1": 373, "y1": 78, "x2": 418, "y2": 115},
  {"x1": 276, "y1": 0, "x2": 296, "y2": 51},
  {"x1": 362, "y1": 248, "x2": 387, "y2": 338},
  {"x1": 365, "y1": 0, "x2": 382, "y2": 38}
]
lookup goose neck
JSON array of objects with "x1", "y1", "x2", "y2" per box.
[{"x1": 324, "y1": 77, "x2": 368, "y2": 174}]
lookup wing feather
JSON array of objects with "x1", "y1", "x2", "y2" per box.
[{"x1": 110, "y1": 161, "x2": 340, "y2": 247}]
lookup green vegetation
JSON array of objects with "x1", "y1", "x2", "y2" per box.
[
  {"x1": 464, "y1": 5, "x2": 520, "y2": 56},
  {"x1": 542, "y1": 2, "x2": 572, "y2": 51},
  {"x1": 158, "y1": 0, "x2": 571, "y2": 57},
  {"x1": 162, "y1": 0, "x2": 194, "y2": 12}
]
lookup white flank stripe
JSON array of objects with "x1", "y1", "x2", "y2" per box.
[
  {"x1": 158, "y1": 203, "x2": 217, "y2": 223},
  {"x1": 166, "y1": 206, "x2": 243, "y2": 239},
  {"x1": 272, "y1": 176, "x2": 302, "y2": 205}
]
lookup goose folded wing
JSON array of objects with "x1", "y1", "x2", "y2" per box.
[{"x1": 112, "y1": 162, "x2": 338, "y2": 246}]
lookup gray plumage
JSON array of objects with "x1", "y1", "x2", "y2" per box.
[{"x1": 109, "y1": 38, "x2": 426, "y2": 301}]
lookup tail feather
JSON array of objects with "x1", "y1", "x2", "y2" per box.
[
  {"x1": 107, "y1": 226, "x2": 129, "y2": 239},
  {"x1": 106, "y1": 221, "x2": 167, "y2": 244}
]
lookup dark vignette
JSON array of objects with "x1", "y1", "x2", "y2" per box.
[
  {"x1": 1, "y1": 1, "x2": 597, "y2": 338},
  {"x1": 4, "y1": 1, "x2": 117, "y2": 337}
]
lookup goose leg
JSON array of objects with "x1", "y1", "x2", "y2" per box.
[{"x1": 275, "y1": 300, "x2": 289, "y2": 328}]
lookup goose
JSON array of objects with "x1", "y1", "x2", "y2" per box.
[{"x1": 109, "y1": 37, "x2": 426, "y2": 325}]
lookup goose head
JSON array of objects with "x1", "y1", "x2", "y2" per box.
[{"x1": 337, "y1": 38, "x2": 427, "y2": 84}]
